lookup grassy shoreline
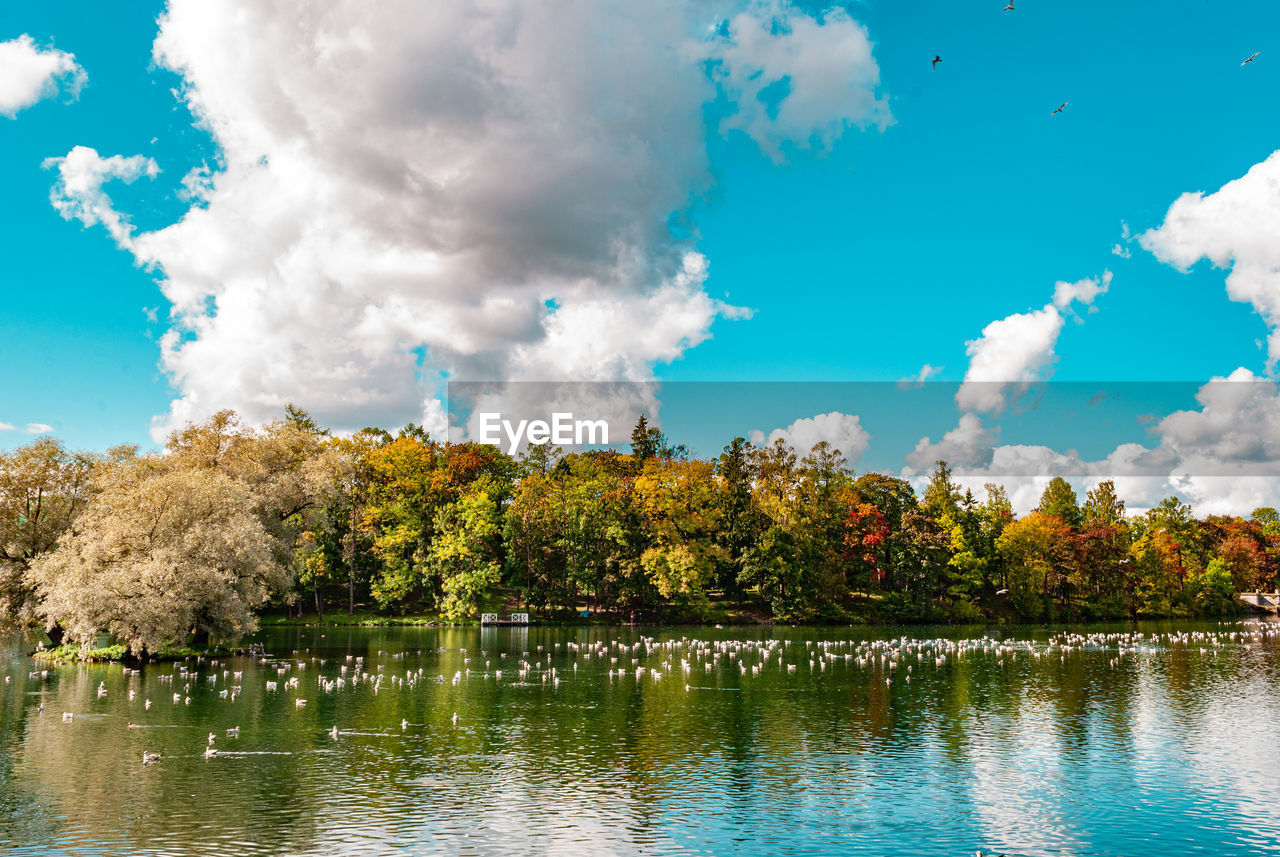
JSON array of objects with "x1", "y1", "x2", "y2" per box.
[{"x1": 32, "y1": 642, "x2": 243, "y2": 664}]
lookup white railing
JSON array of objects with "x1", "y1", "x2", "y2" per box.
[{"x1": 481, "y1": 612, "x2": 530, "y2": 624}]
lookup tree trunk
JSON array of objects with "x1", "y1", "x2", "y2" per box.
[
  {"x1": 347, "y1": 502, "x2": 359, "y2": 616},
  {"x1": 45, "y1": 623, "x2": 65, "y2": 647}
]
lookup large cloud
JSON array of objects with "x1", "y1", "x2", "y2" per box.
[
  {"x1": 1140, "y1": 151, "x2": 1280, "y2": 369},
  {"x1": 0, "y1": 35, "x2": 85, "y2": 118},
  {"x1": 46, "y1": 0, "x2": 890, "y2": 440}
]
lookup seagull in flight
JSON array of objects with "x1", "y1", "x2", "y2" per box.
[
  {"x1": 1242, "y1": 51, "x2": 1260, "y2": 66},
  {"x1": 1050, "y1": 101, "x2": 1068, "y2": 115},
  {"x1": 1003, "y1": 1, "x2": 1014, "y2": 10},
  {"x1": 932, "y1": 55, "x2": 942, "y2": 69}
]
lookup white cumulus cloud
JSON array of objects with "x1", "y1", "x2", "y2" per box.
[
  {"x1": 49, "y1": 0, "x2": 889, "y2": 440},
  {"x1": 705, "y1": 1, "x2": 891, "y2": 162},
  {"x1": 905, "y1": 370, "x2": 1280, "y2": 516},
  {"x1": 956, "y1": 272, "x2": 1111, "y2": 414},
  {"x1": 1140, "y1": 150, "x2": 1280, "y2": 370},
  {"x1": 750, "y1": 411, "x2": 870, "y2": 465},
  {"x1": 905, "y1": 412, "x2": 996, "y2": 472},
  {"x1": 0, "y1": 421, "x2": 56, "y2": 435},
  {"x1": 898, "y1": 362, "x2": 942, "y2": 389},
  {"x1": 0, "y1": 35, "x2": 85, "y2": 118},
  {"x1": 44, "y1": 146, "x2": 160, "y2": 249}
]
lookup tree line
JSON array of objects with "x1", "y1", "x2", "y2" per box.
[{"x1": 1, "y1": 408, "x2": 1275, "y2": 655}]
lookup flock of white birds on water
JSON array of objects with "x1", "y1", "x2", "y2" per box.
[{"x1": 28, "y1": 621, "x2": 1279, "y2": 768}]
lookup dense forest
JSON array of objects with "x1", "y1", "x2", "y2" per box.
[{"x1": 1, "y1": 408, "x2": 1275, "y2": 655}]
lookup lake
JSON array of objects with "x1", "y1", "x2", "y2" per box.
[{"x1": 3, "y1": 620, "x2": 1279, "y2": 856}]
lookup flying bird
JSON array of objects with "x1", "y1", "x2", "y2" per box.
[
  {"x1": 932, "y1": 55, "x2": 942, "y2": 69},
  {"x1": 1050, "y1": 101, "x2": 1068, "y2": 115},
  {"x1": 1003, "y1": 1, "x2": 1014, "y2": 10},
  {"x1": 1242, "y1": 51, "x2": 1260, "y2": 66}
]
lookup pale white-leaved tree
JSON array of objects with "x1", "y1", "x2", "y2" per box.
[{"x1": 29, "y1": 459, "x2": 285, "y2": 655}]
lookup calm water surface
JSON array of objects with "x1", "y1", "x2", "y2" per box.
[{"x1": 2, "y1": 620, "x2": 1279, "y2": 856}]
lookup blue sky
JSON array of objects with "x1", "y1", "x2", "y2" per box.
[
  {"x1": 2, "y1": 0, "x2": 1279, "y2": 510},
  {"x1": 678, "y1": 0, "x2": 1276, "y2": 384}
]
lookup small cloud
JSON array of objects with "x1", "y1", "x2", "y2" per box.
[
  {"x1": 43, "y1": 146, "x2": 160, "y2": 249},
  {"x1": 904, "y1": 412, "x2": 997, "y2": 473},
  {"x1": 143, "y1": 306, "x2": 159, "y2": 324},
  {"x1": 750, "y1": 411, "x2": 870, "y2": 466},
  {"x1": 0, "y1": 35, "x2": 86, "y2": 118},
  {"x1": 1052, "y1": 270, "x2": 1112, "y2": 312},
  {"x1": 1137, "y1": 413, "x2": 1157, "y2": 426},
  {"x1": 702, "y1": 3, "x2": 892, "y2": 162},
  {"x1": 897, "y1": 362, "x2": 942, "y2": 389},
  {"x1": 1, "y1": 421, "x2": 54, "y2": 434},
  {"x1": 1111, "y1": 221, "x2": 1133, "y2": 258}
]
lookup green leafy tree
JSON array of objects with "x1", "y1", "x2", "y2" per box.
[
  {"x1": 714, "y1": 437, "x2": 759, "y2": 599},
  {"x1": 1036, "y1": 477, "x2": 1082, "y2": 529},
  {"x1": 1083, "y1": 480, "x2": 1125, "y2": 527},
  {"x1": 996, "y1": 512, "x2": 1074, "y2": 619},
  {"x1": 921, "y1": 460, "x2": 962, "y2": 522},
  {"x1": 635, "y1": 459, "x2": 724, "y2": 615},
  {"x1": 430, "y1": 481, "x2": 503, "y2": 620},
  {"x1": 1193, "y1": 558, "x2": 1236, "y2": 614}
]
